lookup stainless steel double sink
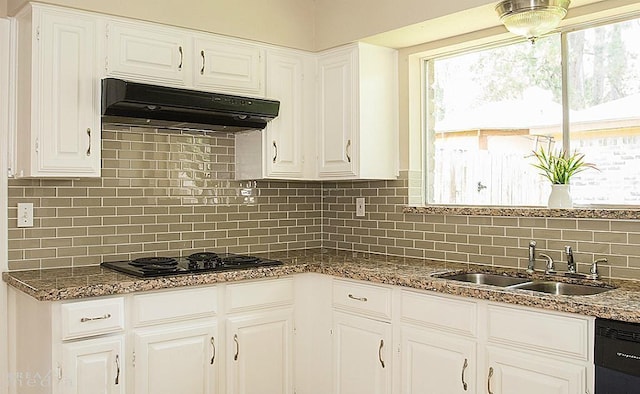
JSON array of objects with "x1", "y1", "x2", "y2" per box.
[{"x1": 439, "y1": 272, "x2": 614, "y2": 296}]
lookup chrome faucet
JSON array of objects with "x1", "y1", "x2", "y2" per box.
[
  {"x1": 539, "y1": 253, "x2": 556, "y2": 275},
  {"x1": 565, "y1": 246, "x2": 576, "y2": 274},
  {"x1": 527, "y1": 241, "x2": 537, "y2": 274}
]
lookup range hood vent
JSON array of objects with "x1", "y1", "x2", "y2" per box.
[{"x1": 101, "y1": 78, "x2": 280, "y2": 132}]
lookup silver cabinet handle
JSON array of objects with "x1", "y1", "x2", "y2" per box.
[
  {"x1": 487, "y1": 367, "x2": 494, "y2": 394},
  {"x1": 200, "y1": 50, "x2": 206, "y2": 75},
  {"x1": 272, "y1": 141, "x2": 278, "y2": 163},
  {"x1": 114, "y1": 354, "x2": 120, "y2": 385},
  {"x1": 80, "y1": 313, "x2": 111, "y2": 322},
  {"x1": 210, "y1": 337, "x2": 216, "y2": 365},
  {"x1": 86, "y1": 128, "x2": 91, "y2": 156},
  {"x1": 348, "y1": 294, "x2": 367, "y2": 302},
  {"x1": 461, "y1": 358, "x2": 468, "y2": 391},
  {"x1": 233, "y1": 334, "x2": 239, "y2": 361},
  {"x1": 345, "y1": 139, "x2": 352, "y2": 163},
  {"x1": 378, "y1": 339, "x2": 385, "y2": 368},
  {"x1": 178, "y1": 46, "x2": 183, "y2": 70}
]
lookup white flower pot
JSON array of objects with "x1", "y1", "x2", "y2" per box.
[{"x1": 548, "y1": 184, "x2": 573, "y2": 209}]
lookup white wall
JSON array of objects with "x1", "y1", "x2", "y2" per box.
[
  {"x1": 313, "y1": 0, "x2": 496, "y2": 49},
  {"x1": 6, "y1": 0, "x2": 317, "y2": 50},
  {"x1": 3, "y1": 0, "x2": 505, "y2": 50}
]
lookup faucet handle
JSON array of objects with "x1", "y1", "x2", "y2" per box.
[
  {"x1": 587, "y1": 258, "x2": 607, "y2": 280},
  {"x1": 539, "y1": 253, "x2": 556, "y2": 275}
]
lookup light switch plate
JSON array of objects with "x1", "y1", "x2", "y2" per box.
[
  {"x1": 17, "y1": 203, "x2": 33, "y2": 227},
  {"x1": 356, "y1": 198, "x2": 365, "y2": 217}
]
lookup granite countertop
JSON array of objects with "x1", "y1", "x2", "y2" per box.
[{"x1": 4, "y1": 248, "x2": 640, "y2": 323}]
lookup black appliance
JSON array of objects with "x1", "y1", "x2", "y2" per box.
[
  {"x1": 101, "y1": 252, "x2": 283, "y2": 278},
  {"x1": 101, "y1": 78, "x2": 280, "y2": 132},
  {"x1": 595, "y1": 318, "x2": 640, "y2": 393}
]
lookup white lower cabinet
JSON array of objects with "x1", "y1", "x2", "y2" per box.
[
  {"x1": 133, "y1": 321, "x2": 218, "y2": 394},
  {"x1": 226, "y1": 309, "x2": 294, "y2": 394},
  {"x1": 399, "y1": 290, "x2": 478, "y2": 393},
  {"x1": 331, "y1": 279, "x2": 393, "y2": 394},
  {"x1": 224, "y1": 278, "x2": 295, "y2": 394},
  {"x1": 397, "y1": 289, "x2": 593, "y2": 394},
  {"x1": 481, "y1": 303, "x2": 593, "y2": 394},
  {"x1": 333, "y1": 311, "x2": 392, "y2": 394},
  {"x1": 484, "y1": 345, "x2": 587, "y2": 394},
  {"x1": 61, "y1": 335, "x2": 125, "y2": 394},
  {"x1": 8, "y1": 274, "x2": 595, "y2": 394},
  {"x1": 400, "y1": 325, "x2": 476, "y2": 394}
]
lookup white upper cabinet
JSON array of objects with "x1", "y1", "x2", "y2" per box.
[
  {"x1": 235, "y1": 48, "x2": 314, "y2": 180},
  {"x1": 10, "y1": 4, "x2": 398, "y2": 180},
  {"x1": 316, "y1": 43, "x2": 399, "y2": 180},
  {"x1": 193, "y1": 35, "x2": 264, "y2": 96},
  {"x1": 14, "y1": 4, "x2": 101, "y2": 178},
  {"x1": 105, "y1": 20, "x2": 189, "y2": 87},
  {"x1": 105, "y1": 20, "x2": 265, "y2": 97},
  {"x1": 237, "y1": 42, "x2": 399, "y2": 181},
  {"x1": 317, "y1": 48, "x2": 356, "y2": 178}
]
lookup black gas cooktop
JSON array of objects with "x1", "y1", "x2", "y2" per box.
[{"x1": 101, "y1": 252, "x2": 283, "y2": 278}]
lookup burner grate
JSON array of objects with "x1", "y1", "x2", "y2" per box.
[
  {"x1": 222, "y1": 255, "x2": 260, "y2": 266},
  {"x1": 130, "y1": 257, "x2": 178, "y2": 267}
]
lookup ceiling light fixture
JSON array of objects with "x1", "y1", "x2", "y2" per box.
[{"x1": 496, "y1": 0, "x2": 571, "y2": 43}]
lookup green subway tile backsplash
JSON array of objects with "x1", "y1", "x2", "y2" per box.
[
  {"x1": 6, "y1": 125, "x2": 640, "y2": 281},
  {"x1": 7, "y1": 126, "x2": 322, "y2": 269}
]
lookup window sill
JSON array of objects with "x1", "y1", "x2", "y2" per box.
[{"x1": 402, "y1": 206, "x2": 640, "y2": 220}]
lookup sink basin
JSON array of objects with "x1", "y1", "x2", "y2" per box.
[
  {"x1": 440, "y1": 272, "x2": 615, "y2": 296},
  {"x1": 509, "y1": 281, "x2": 613, "y2": 296},
  {"x1": 441, "y1": 273, "x2": 531, "y2": 287}
]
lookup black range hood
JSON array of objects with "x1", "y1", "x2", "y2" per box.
[{"x1": 101, "y1": 78, "x2": 280, "y2": 132}]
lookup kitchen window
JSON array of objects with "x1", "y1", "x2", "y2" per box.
[{"x1": 424, "y1": 16, "x2": 640, "y2": 207}]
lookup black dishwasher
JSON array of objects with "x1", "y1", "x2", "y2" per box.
[{"x1": 595, "y1": 318, "x2": 640, "y2": 394}]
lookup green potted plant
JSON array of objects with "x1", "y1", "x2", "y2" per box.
[{"x1": 531, "y1": 147, "x2": 597, "y2": 208}]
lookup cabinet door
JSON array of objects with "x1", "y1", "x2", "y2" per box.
[
  {"x1": 316, "y1": 48, "x2": 357, "y2": 178},
  {"x1": 264, "y1": 50, "x2": 305, "y2": 178},
  {"x1": 400, "y1": 325, "x2": 475, "y2": 394},
  {"x1": 106, "y1": 21, "x2": 188, "y2": 86},
  {"x1": 60, "y1": 335, "x2": 125, "y2": 394},
  {"x1": 333, "y1": 311, "x2": 392, "y2": 394},
  {"x1": 226, "y1": 308, "x2": 294, "y2": 394},
  {"x1": 193, "y1": 36, "x2": 264, "y2": 96},
  {"x1": 29, "y1": 8, "x2": 100, "y2": 177},
  {"x1": 485, "y1": 346, "x2": 587, "y2": 394},
  {"x1": 133, "y1": 321, "x2": 218, "y2": 394}
]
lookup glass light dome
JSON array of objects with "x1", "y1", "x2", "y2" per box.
[{"x1": 496, "y1": 0, "x2": 570, "y2": 42}]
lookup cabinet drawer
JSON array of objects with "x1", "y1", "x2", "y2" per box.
[
  {"x1": 61, "y1": 297, "x2": 125, "y2": 340},
  {"x1": 226, "y1": 278, "x2": 294, "y2": 313},
  {"x1": 133, "y1": 286, "x2": 217, "y2": 326},
  {"x1": 486, "y1": 304, "x2": 590, "y2": 361},
  {"x1": 332, "y1": 279, "x2": 392, "y2": 320},
  {"x1": 400, "y1": 290, "x2": 477, "y2": 337}
]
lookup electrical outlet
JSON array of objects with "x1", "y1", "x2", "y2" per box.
[
  {"x1": 356, "y1": 198, "x2": 365, "y2": 217},
  {"x1": 17, "y1": 202, "x2": 34, "y2": 228}
]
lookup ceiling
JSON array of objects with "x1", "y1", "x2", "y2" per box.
[{"x1": 362, "y1": 0, "x2": 639, "y2": 49}]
